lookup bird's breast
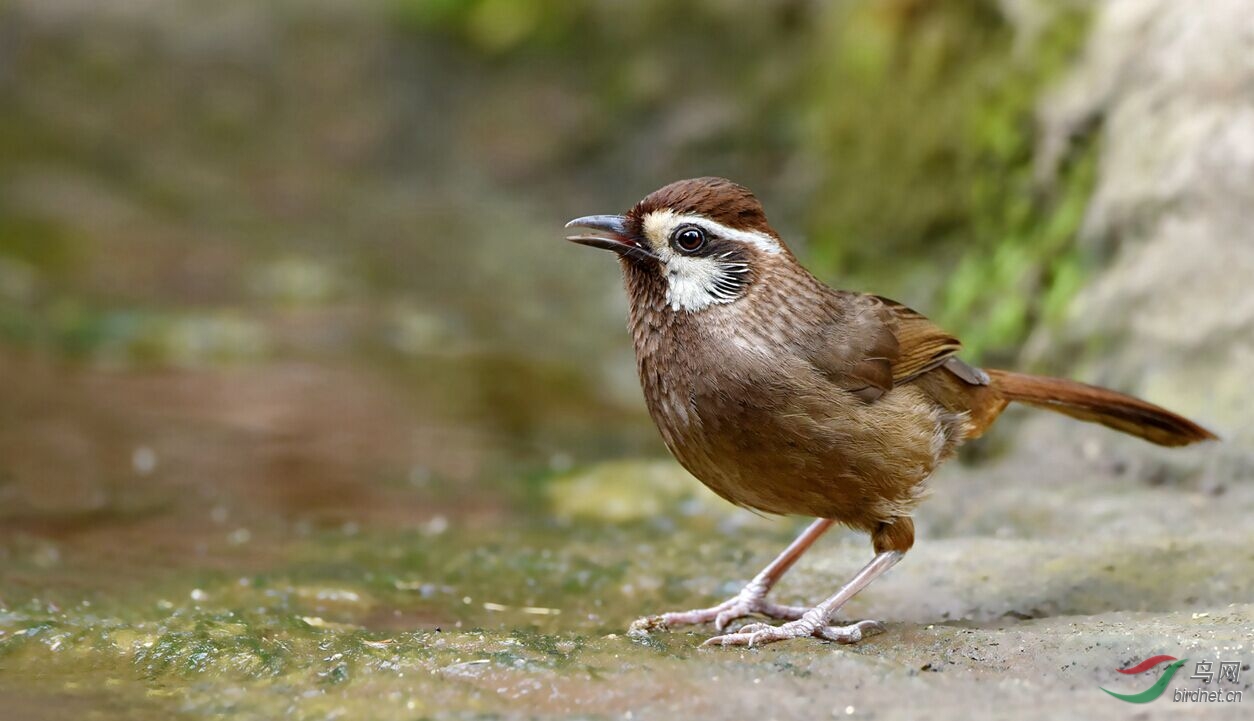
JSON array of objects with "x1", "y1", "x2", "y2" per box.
[{"x1": 629, "y1": 310, "x2": 953, "y2": 524}]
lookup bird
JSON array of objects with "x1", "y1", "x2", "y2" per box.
[{"x1": 564, "y1": 177, "x2": 1216, "y2": 648}]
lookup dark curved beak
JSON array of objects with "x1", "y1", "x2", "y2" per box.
[{"x1": 565, "y1": 215, "x2": 655, "y2": 260}]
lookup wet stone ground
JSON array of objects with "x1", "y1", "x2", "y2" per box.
[{"x1": 1, "y1": 352, "x2": 1250, "y2": 721}]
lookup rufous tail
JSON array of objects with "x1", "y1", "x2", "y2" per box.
[{"x1": 985, "y1": 369, "x2": 1217, "y2": 447}]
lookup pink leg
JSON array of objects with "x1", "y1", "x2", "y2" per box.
[
  {"x1": 703, "y1": 549, "x2": 903, "y2": 647},
  {"x1": 629, "y1": 519, "x2": 835, "y2": 635}
]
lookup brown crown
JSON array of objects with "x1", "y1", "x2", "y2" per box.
[{"x1": 626, "y1": 177, "x2": 776, "y2": 238}]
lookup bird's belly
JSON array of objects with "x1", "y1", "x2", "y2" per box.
[{"x1": 650, "y1": 382, "x2": 956, "y2": 528}]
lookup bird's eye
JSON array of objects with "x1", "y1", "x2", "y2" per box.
[{"x1": 673, "y1": 226, "x2": 706, "y2": 253}]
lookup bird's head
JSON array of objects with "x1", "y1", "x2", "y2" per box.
[{"x1": 565, "y1": 177, "x2": 794, "y2": 313}]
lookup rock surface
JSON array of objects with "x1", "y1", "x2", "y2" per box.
[
  {"x1": 1034, "y1": 0, "x2": 1254, "y2": 452},
  {"x1": 2, "y1": 442, "x2": 1251, "y2": 720}
]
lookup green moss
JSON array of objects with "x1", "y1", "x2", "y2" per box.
[
  {"x1": 0, "y1": 520, "x2": 739, "y2": 718},
  {"x1": 393, "y1": 0, "x2": 1097, "y2": 364},
  {"x1": 803, "y1": 1, "x2": 1094, "y2": 362}
]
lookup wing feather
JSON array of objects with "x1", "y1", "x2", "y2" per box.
[{"x1": 805, "y1": 293, "x2": 982, "y2": 402}]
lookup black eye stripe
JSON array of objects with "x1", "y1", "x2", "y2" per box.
[{"x1": 709, "y1": 249, "x2": 754, "y2": 301}]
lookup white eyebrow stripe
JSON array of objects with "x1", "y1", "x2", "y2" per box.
[
  {"x1": 644, "y1": 209, "x2": 783, "y2": 255},
  {"x1": 686, "y1": 216, "x2": 782, "y2": 255}
]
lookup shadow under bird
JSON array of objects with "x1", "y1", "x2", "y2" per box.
[{"x1": 564, "y1": 177, "x2": 1216, "y2": 648}]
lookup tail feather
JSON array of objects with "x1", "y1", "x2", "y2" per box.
[{"x1": 985, "y1": 369, "x2": 1217, "y2": 448}]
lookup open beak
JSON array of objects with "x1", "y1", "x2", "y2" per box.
[{"x1": 564, "y1": 215, "x2": 655, "y2": 260}]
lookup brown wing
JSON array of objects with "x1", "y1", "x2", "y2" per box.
[
  {"x1": 806, "y1": 293, "x2": 984, "y2": 402},
  {"x1": 873, "y1": 296, "x2": 964, "y2": 384}
]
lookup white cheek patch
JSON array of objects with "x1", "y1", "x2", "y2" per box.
[
  {"x1": 641, "y1": 210, "x2": 772, "y2": 313},
  {"x1": 665, "y1": 254, "x2": 734, "y2": 312}
]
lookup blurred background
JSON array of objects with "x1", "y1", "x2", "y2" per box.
[{"x1": 2, "y1": 1, "x2": 1251, "y2": 718}]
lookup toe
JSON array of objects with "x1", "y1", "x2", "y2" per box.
[
  {"x1": 814, "y1": 619, "x2": 886, "y2": 644},
  {"x1": 703, "y1": 622, "x2": 802, "y2": 648},
  {"x1": 757, "y1": 601, "x2": 808, "y2": 621},
  {"x1": 857, "y1": 619, "x2": 886, "y2": 636},
  {"x1": 702, "y1": 632, "x2": 750, "y2": 647}
]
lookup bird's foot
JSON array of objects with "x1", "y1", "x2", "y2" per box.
[
  {"x1": 628, "y1": 586, "x2": 808, "y2": 636},
  {"x1": 702, "y1": 617, "x2": 885, "y2": 648}
]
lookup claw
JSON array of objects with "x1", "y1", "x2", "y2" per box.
[
  {"x1": 702, "y1": 626, "x2": 782, "y2": 648},
  {"x1": 815, "y1": 619, "x2": 885, "y2": 643},
  {"x1": 702, "y1": 633, "x2": 744, "y2": 648}
]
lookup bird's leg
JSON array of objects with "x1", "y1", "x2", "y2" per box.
[
  {"x1": 704, "y1": 517, "x2": 914, "y2": 647},
  {"x1": 703, "y1": 549, "x2": 903, "y2": 647},
  {"x1": 629, "y1": 518, "x2": 834, "y2": 635}
]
